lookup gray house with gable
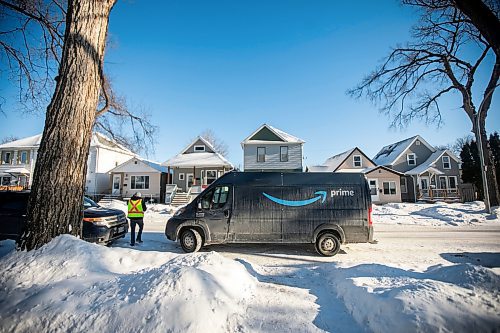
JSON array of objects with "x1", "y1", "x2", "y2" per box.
[
  {"x1": 373, "y1": 135, "x2": 461, "y2": 202},
  {"x1": 242, "y1": 124, "x2": 304, "y2": 172}
]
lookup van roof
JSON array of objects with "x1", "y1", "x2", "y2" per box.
[{"x1": 218, "y1": 171, "x2": 366, "y2": 186}]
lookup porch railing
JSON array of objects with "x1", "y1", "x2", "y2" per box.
[{"x1": 418, "y1": 188, "x2": 460, "y2": 200}]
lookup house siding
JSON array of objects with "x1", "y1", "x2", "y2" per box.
[
  {"x1": 391, "y1": 141, "x2": 434, "y2": 173},
  {"x1": 118, "y1": 172, "x2": 162, "y2": 201},
  {"x1": 184, "y1": 139, "x2": 215, "y2": 154},
  {"x1": 366, "y1": 168, "x2": 402, "y2": 204},
  {"x1": 86, "y1": 146, "x2": 134, "y2": 194},
  {"x1": 244, "y1": 143, "x2": 302, "y2": 171},
  {"x1": 171, "y1": 166, "x2": 228, "y2": 192},
  {"x1": 337, "y1": 148, "x2": 376, "y2": 170}
]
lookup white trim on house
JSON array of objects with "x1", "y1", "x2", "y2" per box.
[
  {"x1": 241, "y1": 124, "x2": 305, "y2": 147},
  {"x1": 353, "y1": 155, "x2": 362, "y2": 167},
  {"x1": 448, "y1": 176, "x2": 458, "y2": 189},
  {"x1": 194, "y1": 145, "x2": 206, "y2": 152},
  {"x1": 374, "y1": 135, "x2": 436, "y2": 166},
  {"x1": 442, "y1": 155, "x2": 451, "y2": 169},
  {"x1": 383, "y1": 181, "x2": 397, "y2": 195},
  {"x1": 179, "y1": 173, "x2": 185, "y2": 181},
  {"x1": 130, "y1": 175, "x2": 150, "y2": 190},
  {"x1": 407, "y1": 153, "x2": 416, "y2": 166},
  {"x1": 257, "y1": 147, "x2": 266, "y2": 162}
]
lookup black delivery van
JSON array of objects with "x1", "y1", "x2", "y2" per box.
[{"x1": 165, "y1": 172, "x2": 374, "y2": 256}]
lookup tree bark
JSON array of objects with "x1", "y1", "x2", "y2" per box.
[
  {"x1": 19, "y1": 0, "x2": 116, "y2": 251},
  {"x1": 454, "y1": 0, "x2": 500, "y2": 58},
  {"x1": 475, "y1": 120, "x2": 500, "y2": 209}
]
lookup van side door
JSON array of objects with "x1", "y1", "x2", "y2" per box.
[{"x1": 196, "y1": 185, "x2": 232, "y2": 243}]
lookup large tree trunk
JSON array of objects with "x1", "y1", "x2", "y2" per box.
[{"x1": 19, "y1": 0, "x2": 116, "y2": 251}]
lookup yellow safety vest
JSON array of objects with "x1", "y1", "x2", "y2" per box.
[{"x1": 128, "y1": 199, "x2": 144, "y2": 218}]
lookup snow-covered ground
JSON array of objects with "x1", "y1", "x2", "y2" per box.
[{"x1": 0, "y1": 201, "x2": 499, "y2": 332}]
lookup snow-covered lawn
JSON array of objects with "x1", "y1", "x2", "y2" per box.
[{"x1": 0, "y1": 202, "x2": 499, "y2": 332}]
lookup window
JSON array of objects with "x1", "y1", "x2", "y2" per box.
[
  {"x1": 18, "y1": 151, "x2": 29, "y2": 164},
  {"x1": 206, "y1": 170, "x2": 217, "y2": 185},
  {"x1": 1, "y1": 176, "x2": 12, "y2": 186},
  {"x1": 201, "y1": 186, "x2": 229, "y2": 210},
  {"x1": 353, "y1": 155, "x2": 362, "y2": 167},
  {"x1": 416, "y1": 140, "x2": 421, "y2": 145},
  {"x1": 369, "y1": 180, "x2": 377, "y2": 195},
  {"x1": 383, "y1": 181, "x2": 397, "y2": 195},
  {"x1": 131, "y1": 176, "x2": 149, "y2": 189},
  {"x1": 439, "y1": 176, "x2": 447, "y2": 189},
  {"x1": 179, "y1": 173, "x2": 185, "y2": 181},
  {"x1": 442, "y1": 156, "x2": 451, "y2": 169},
  {"x1": 257, "y1": 147, "x2": 266, "y2": 162},
  {"x1": 194, "y1": 145, "x2": 205, "y2": 152},
  {"x1": 448, "y1": 176, "x2": 457, "y2": 189},
  {"x1": 280, "y1": 146, "x2": 289, "y2": 162},
  {"x1": 400, "y1": 177, "x2": 408, "y2": 193},
  {"x1": 407, "y1": 153, "x2": 416, "y2": 166},
  {"x1": 1, "y1": 151, "x2": 13, "y2": 164}
]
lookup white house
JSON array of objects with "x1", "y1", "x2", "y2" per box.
[
  {"x1": 108, "y1": 157, "x2": 170, "y2": 203},
  {"x1": 0, "y1": 132, "x2": 135, "y2": 194}
]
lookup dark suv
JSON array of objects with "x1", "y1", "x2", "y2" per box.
[{"x1": 0, "y1": 191, "x2": 128, "y2": 245}]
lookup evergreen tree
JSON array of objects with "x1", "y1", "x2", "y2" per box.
[{"x1": 460, "y1": 132, "x2": 500, "y2": 200}]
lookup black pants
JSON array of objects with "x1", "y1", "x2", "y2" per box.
[{"x1": 129, "y1": 218, "x2": 144, "y2": 245}]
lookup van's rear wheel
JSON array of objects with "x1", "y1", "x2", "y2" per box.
[
  {"x1": 316, "y1": 233, "x2": 341, "y2": 256},
  {"x1": 180, "y1": 228, "x2": 202, "y2": 253}
]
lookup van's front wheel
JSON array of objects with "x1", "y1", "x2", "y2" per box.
[
  {"x1": 316, "y1": 233, "x2": 341, "y2": 256},
  {"x1": 180, "y1": 228, "x2": 202, "y2": 253}
]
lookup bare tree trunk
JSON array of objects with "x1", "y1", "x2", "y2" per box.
[
  {"x1": 19, "y1": 0, "x2": 116, "y2": 251},
  {"x1": 476, "y1": 121, "x2": 500, "y2": 209}
]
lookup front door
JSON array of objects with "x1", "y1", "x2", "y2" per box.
[
  {"x1": 197, "y1": 185, "x2": 231, "y2": 242},
  {"x1": 368, "y1": 179, "x2": 379, "y2": 202},
  {"x1": 186, "y1": 173, "x2": 194, "y2": 191},
  {"x1": 112, "y1": 174, "x2": 121, "y2": 195}
]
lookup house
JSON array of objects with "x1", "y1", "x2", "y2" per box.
[
  {"x1": 241, "y1": 124, "x2": 304, "y2": 172},
  {"x1": 162, "y1": 136, "x2": 233, "y2": 194},
  {"x1": 108, "y1": 157, "x2": 170, "y2": 203},
  {"x1": 0, "y1": 132, "x2": 135, "y2": 194},
  {"x1": 373, "y1": 135, "x2": 461, "y2": 201},
  {"x1": 308, "y1": 147, "x2": 404, "y2": 204}
]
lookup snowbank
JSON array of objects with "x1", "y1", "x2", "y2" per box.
[
  {"x1": 373, "y1": 201, "x2": 499, "y2": 226},
  {"x1": 0, "y1": 235, "x2": 256, "y2": 333},
  {"x1": 323, "y1": 263, "x2": 500, "y2": 332}
]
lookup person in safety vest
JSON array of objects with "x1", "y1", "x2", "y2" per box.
[{"x1": 128, "y1": 192, "x2": 147, "y2": 246}]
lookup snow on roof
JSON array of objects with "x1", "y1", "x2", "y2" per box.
[
  {"x1": 91, "y1": 132, "x2": 135, "y2": 155},
  {"x1": 373, "y1": 135, "x2": 435, "y2": 166},
  {"x1": 180, "y1": 136, "x2": 218, "y2": 154},
  {"x1": 0, "y1": 132, "x2": 134, "y2": 156},
  {"x1": 241, "y1": 124, "x2": 304, "y2": 145},
  {"x1": 163, "y1": 152, "x2": 233, "y2": 168},
  {"x1": 0, "y1": 134, "x2": 42, "y2": 148},
  {"x1": 321, "y1": 148, "x2": 356, "y2": 171},
  {"x1": 142, "y1": 159, "x2": 169, "y2": 173},
  {"x1": 307, "y1": 165, "x2": 332, "y2": 172},
  {"x1": 406, "y1": 150, "x2": 448, "y2": 175},
  {"x1": 267, "y1": 125, "x2": 304, "y2": 143}
]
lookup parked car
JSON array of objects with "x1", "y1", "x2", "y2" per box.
[
  {"x1": 166, "y1": 171, "x2": 373, "y2": 256},
  {"x1": 0, "y1": 191, "x2": 128, "y2": 245}
]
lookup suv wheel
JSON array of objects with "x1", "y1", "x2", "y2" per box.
[
  {"x1": 180, "y1": 228, "x2": 202, "y2": 253},
  {"x1": 315, "y1": 232, "x2": 341, "y2": 256}
]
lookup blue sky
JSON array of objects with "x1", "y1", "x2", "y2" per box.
[{"x1": 1, "y1": 0, "x2": 498, "y2": 169}]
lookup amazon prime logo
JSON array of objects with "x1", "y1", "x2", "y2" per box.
[
  {"x1": 330, "y1": 189, "x2": 354, "y2": 196},
  {"x1": 263, "y1": 191, "x2": 327, "y2": 207}
]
